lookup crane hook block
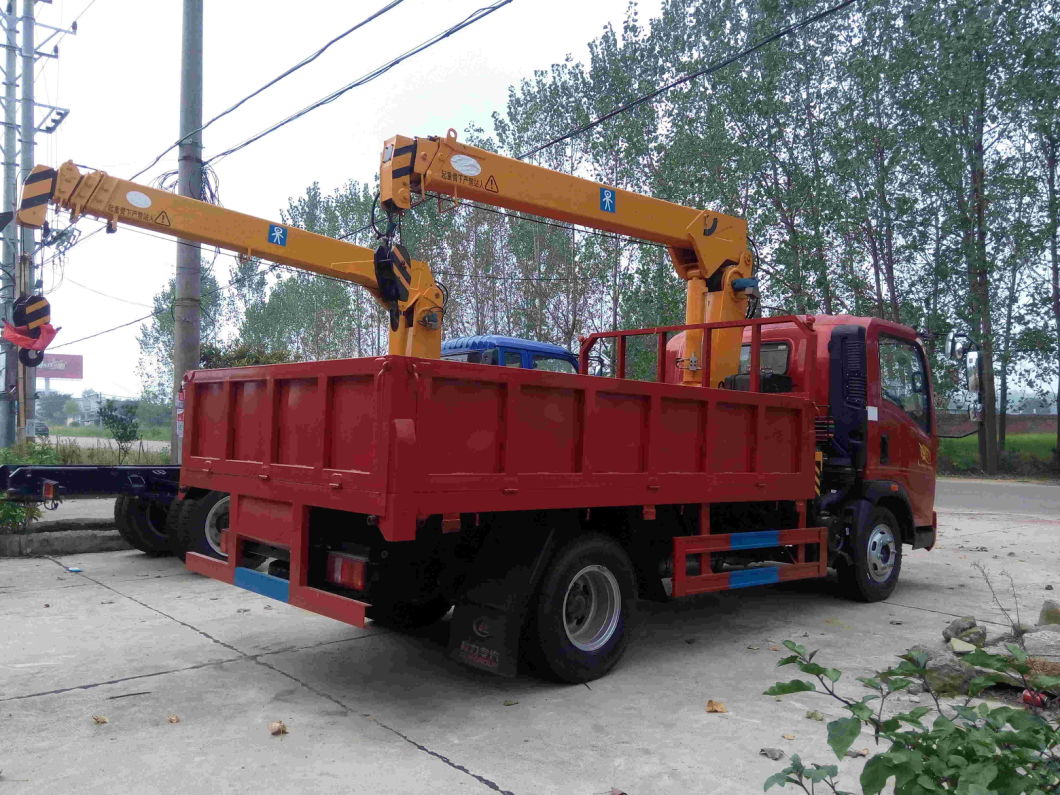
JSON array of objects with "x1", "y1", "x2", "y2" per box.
[
  {"x1": 373, "y1": 242, "x2": 412, "y2": 332},
  {"x1": 3, "y1": 294, "x2": 58, "y2": 366}
]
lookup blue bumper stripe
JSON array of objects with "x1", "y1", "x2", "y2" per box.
[
  {"x1": 234, "y1": 567, "x2": 290, "y2": 603},
  {"x1": 729, "y1": 567, "x2": 780, "y2": 589},
  {"x1": 728, "y1": 530, "x2": 780, "y2": 550}
]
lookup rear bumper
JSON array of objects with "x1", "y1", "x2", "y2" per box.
[{"x1": 187, "y1": 551, "x2": 369, "y2": 627}]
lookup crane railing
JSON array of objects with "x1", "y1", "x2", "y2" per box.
[{"x1": 577, "y1": 315, "x2": 818, "y2": 396}]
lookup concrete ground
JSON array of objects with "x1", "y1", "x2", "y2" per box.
[{"x1": 2, "y1": 479, "x2": 1058, "y2": 794}]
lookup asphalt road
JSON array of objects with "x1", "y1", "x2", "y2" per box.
[
  {"x1": 935, "y1": 476, "x2": 1060, "y2": 517},
  {"x1": 4, "y1": 478, "x2": 1058, "y2": 794}
]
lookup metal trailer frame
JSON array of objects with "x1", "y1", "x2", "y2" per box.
[{"x1": 0, "y1": 464, "x2": 181, "y2": 503}]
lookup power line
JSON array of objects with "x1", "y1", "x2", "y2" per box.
[
  {"x1": 63, "y1": 275, "x2": 154, "y2": 308},
  {"x1": 517, "y1": 0, "x2": 858, "y2": 159},
  {"x1": 49, "y1": 258, "x2": 280, "y2": 351},
  {"x1": 206, "y1": 0, "x2": 513, "y2": 165},
  {"x1": 129, "y1": 0, "x2": 406, "y2": 182}
]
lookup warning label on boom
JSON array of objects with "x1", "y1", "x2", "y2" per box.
[
  {"x1": 485, "y1": 175, "x2": 499, "y2": 193},
  {"x1": 155, "y1": 210, "x2": 172, "y2": 227}
]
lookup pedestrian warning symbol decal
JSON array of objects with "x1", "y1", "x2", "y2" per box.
[
  {"x1": 268, "y1": 224, "x2": 288, "y2": 247},
  {"x1": 155, "y1": 210, "x2": 171, "y2": 227},
  {"x1": 599, "y1": 187, "x2": 616, "y2": 213},
  {"x1": 485, "y1": 175, "x2": 499, "y2": 193}
]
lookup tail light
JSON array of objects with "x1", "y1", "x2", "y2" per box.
[{"x1": 326, "y1": 551, "x2": 367, "y2": 591}]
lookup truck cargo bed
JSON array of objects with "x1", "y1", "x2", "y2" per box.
[{"x1": 182, "y1": 354, "x2": 817, "y2": 547}]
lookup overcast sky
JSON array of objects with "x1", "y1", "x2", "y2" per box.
[{"x1": 32, "y1": 0, "x2": 661, "y2": 399}]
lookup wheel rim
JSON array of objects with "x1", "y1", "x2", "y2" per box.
[
  {"x1": 204, "y1": 496, "x2": 230, "y2": 557},
  {"x1": 562, "y1": 565, "x2": 621, "y2": 652},
  {"x1": 866, "y1": 523, "x2": 896, "y2": 583}
]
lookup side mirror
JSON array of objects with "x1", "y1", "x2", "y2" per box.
[
  {"x1": 965, "y1": 350, "x2": 980, "y2": 394},
  {"x1": 946, "y1": 331, "x2": 969, "y2": 361}
]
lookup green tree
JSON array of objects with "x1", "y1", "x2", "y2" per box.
[
  {"x1": 37, "y1": 391, "x2": 72, "y2": 425},
  {"x1": 98, "y1": 399, "x2": 140, "y2": 465}
]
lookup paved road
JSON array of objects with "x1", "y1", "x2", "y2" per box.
[
  {"x1": 935, "y1": 476, "x2": 1060, "y2": 518},
  {"x1": 4, "y1": 479, "x2": 1058, "y2": 793}
]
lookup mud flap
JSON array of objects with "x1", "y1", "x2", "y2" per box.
[{"x1": 448, "y1": 524, "x2": 556, "y2": 677}]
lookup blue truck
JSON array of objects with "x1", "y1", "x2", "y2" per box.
[{"x1": 440, "y1": 335, "x2": 578, "y2": 373}]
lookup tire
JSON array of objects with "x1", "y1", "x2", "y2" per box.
[
  {"x1": 175, "y1": 491, "x2": 264, "y2": 568},
  {"x1": 166, "y1": 497, "x2": 196, "y2": 561},
  {"x1": 526, "y1": 534, "x2": 636, "y2": 683},
  {"x1": 837, "y1": 506, "x2": 903, "y2": 602},
  {"x1": 114, "y1": 495, "x2": 171, "y2": 556},
  {"x1": 367, "y1": 595, "x2": 452, "y2": 630}
]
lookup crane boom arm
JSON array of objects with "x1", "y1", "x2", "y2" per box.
[
  {"x1": 19, "y1": 162, "x2": 444, "y2": 357},
  {"x1": 379, "y1": 130, "x2": 757, "y2": 385}
]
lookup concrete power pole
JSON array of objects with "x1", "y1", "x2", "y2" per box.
[
  {"x1": 15, "y1": 0, "x2": 33, "y2": 443},
  {"x1": 171, "y1": 0, "x2": 203, "y2": 461},
  {"x1": 1, "y1": 4, "x2": 18, "y2": 448}
]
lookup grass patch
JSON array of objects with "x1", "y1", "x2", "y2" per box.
[
  {"x1": 939, "y1": 431, "x2": 1058, "y2": 477},
  {"x1": 53, "y1": 424, "x2": 170, "y2": 442}
]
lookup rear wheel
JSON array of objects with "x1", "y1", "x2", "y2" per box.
[
  {"x1": 527, "y1": 534, "x2": 635, "y2": 683},
  {"x1": 113, "y1": 495, "x2": 171, "y2": 556},
  {"x1": 837, "y1": 506, "x2": 903, "y2": 602},
  {"x1": 166, "y1": 497, "x2": 196, "y2": 561},
  {"x1": 175, "y1": 491, "x2": 263, "y2": 567}
]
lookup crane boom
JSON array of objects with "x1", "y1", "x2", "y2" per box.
[
  {"x1": 18, "y1": 162, "x2": 444, "y2": 358},
  {"x1": 379, "y1": 129, "x2": 757, "y2": 385}
]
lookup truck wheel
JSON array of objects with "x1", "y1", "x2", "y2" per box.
[
  {"x1": 114, "y1": 495, "x2": 171, "y2": 556},
  {"x1": 166, "y1": 497, "x2": 195, "y2": 561},
  {"x1": 837, "y1": 506, "x2": 903, "y2": 602},
  {"x1": 367, "y1": 595, "x2": 452, "y2": 630},
  {"x1": 528, "y1": 534, "x2": 636, "y2": 683},
  {"x1": 176, "y1": 491, "x2": 265, "y2": 568}
]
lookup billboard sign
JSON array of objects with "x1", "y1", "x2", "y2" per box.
[{"x1": 38, "y1": 353, "x2": 84, "y2": 379}]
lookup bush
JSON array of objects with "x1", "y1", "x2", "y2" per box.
[
  {"x1": 0, "y1": 442, "x2": 59, "y2": 531},
  {"x1": 764, "y1": 642, "x2": 1060, "y2": 793}
]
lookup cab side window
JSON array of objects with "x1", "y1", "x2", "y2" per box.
[{"x1": 879, "y1": 336, "x2": 930, "y2": 432}]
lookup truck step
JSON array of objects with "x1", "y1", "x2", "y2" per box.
[{"x1": 671, "y1": 527, "x2": 828, "y2": 597}]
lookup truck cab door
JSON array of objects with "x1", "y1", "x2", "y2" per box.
[{"x1": 870, "y1": 333, "x2": 936, "y2": 526}]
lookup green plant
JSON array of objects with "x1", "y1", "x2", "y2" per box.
[
  {"x1": 764, "y1": 641, "x2": 1060, "y2": 794},
  {"x1": 97, "y1": 399, "x2": 140, "y2": 464},
  {"x1": 0, "y1": 442, "x2": 58, "y2": 531}
]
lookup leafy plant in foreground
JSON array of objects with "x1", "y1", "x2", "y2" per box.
[{"x1": 763, "y1": 641, "x2": 1060, "y2": 794}]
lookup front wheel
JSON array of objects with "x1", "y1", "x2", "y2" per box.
[
  {"x1": 526, "y1": 534, "x2": 636, "y2": 683},
  {"x1": 836, "y1": 506, "x2": 903, "y2": 602}
]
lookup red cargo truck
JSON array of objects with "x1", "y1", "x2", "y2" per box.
[
  {"x1": 19, "y1": 135, "x2": 937, "y2": 682},
  {"x1": 174, "y1": 311, "x2": 935, "y2": 682}
]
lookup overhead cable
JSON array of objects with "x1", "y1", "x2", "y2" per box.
[
  {"x1": 129, "y1": 0, "x2": 407, "y2": 181},
  {"x1": 517, "y1": 0, "x2": 858, "y2": 159},
  {"x1": 206, "y1": 0, "x2": 513, "y2": 164}
]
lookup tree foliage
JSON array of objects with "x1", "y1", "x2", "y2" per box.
[{"x1": 136, "y1": 0, "x2": 1060, "y2": 472}]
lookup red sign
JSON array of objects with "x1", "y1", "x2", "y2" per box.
[{"x1": 38, "y1": 353, "x2": 84, "y2": 379}]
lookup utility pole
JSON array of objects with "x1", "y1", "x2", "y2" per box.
[
  {"x1": 15, "y1": 0, "x2": 33, "y2": 443},
  {"x1": 171, "y1": 0, "x2": 203, "y2": 462},
  {"x1": 1, "y1": 3, "x2": 18, "y2": 448}
]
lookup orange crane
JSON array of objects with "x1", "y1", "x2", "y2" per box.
[{"x1": 16, "y1": 162, "x2": 446, "y2": 359}]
